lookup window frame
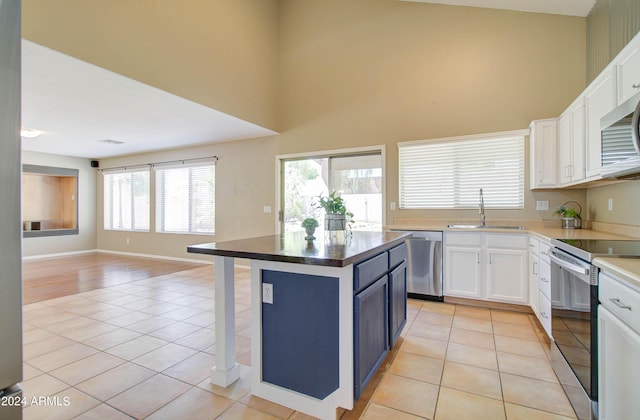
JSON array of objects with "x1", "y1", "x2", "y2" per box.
[
  {"x1": 103, "y1": 167, "x2": 151, "y2": 232},
  {"x1": 154, "y1": 161, "x2": 216, "y2": 235},
  {"x1": 398, "y1": 130, "x2": 528, "y2": 210}
]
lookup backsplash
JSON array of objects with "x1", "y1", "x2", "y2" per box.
[{"x1": 587, "y1": 180, "x2": 640, "y2": 227}]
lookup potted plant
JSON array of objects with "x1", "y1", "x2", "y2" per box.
[
  {"x1": 555, "y1": 201, "x2": 582, "y2": 229},
  {"x1": 301, "y1": 217, "x2": 319, "y2": 240},
  {"x1": 314, "y1": 191, "x2": 354, "y2": 231}
]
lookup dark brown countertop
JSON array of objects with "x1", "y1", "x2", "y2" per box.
[{"x1": 187, "y1": 231, "x2": 410, "y2": 267}]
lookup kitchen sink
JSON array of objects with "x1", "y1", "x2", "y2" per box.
[{"x1": 447, "y1": 224, "x2": 527, "y2": 230}]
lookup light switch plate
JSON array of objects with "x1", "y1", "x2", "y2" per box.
[
  {"x1": 536, "y1": 200, "x2": 549, "y2": 211},
  {"x1": 262, "y1": 283, "x2": 273, "y2": 304},
  {"x1": 263, "y1": 206, "x2": 272, "y2": 214}
]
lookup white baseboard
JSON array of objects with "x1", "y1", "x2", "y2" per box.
[
  {"x1": 23, "y1": 248, "x2": 253, "y2": 269},
  {"x1": 22, "y1": 249, "x2": 99, "y2": 261},
  {"x1": 96, "y1": 249, "x2": 211, "y2": 265}
]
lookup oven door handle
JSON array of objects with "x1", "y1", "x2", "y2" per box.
[{"x1": 549, "y1": 253, "x2": 589, "y2": 276}]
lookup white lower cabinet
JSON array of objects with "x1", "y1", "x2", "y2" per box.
[
  {"x1": 529, "y1": 251, "x2": 539, "y2": 314},
  {"x1": 486, "y1": 248, "x2": 528, "y2": 304},
  {"x1": 444, "y1": 246, "x2": 482, "y2": 298},
  {"x1": 598, "y1": 305, "x2": 640, "y2": 419},
  {"x1": 445, "y1": 232, "x2": 528, "y2": 304},
  {"x1": 598, "y1": 270, "x2": 640, "y2": 420},
  {"x1": 537, "y1": 291, "x2": 552, "y2": 336},
  {"x1": 529, "y1": 236, "x2": 553, "y2": 338}
]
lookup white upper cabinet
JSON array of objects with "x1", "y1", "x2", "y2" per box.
[
  {"x1": 531, "y1": 31, "x2": 640, "y2": 189},
  {"x1": 616, "y1": 40, "x2": 640, "y2": 105},
  {"x1": 585, "y1": 67, "x2": 616, "y2": 179},
  {"x1": 558, "y1": 97, "x2": 586, "y2": 186},
  {"x1": 529, "y1": 119, "x2": 558, "y2": 189}
]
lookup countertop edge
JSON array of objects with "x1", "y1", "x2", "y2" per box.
[
  {"x1": 385, "y1": 224, "x2": 636, "y2": 242},
  {"x1": 187, "y1": 232, "x2": 410, "y2": 267},
  {"x1": 594, "y1": 257, "x2": 640, "y2": 289}
]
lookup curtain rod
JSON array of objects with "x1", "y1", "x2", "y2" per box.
[{"x1": 98, "y1": 155, "x2": 218, "y2": 172}]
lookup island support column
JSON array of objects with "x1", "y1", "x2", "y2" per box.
[{"x1": 211, "y1": 256, "x2": 241, "y2": 386}]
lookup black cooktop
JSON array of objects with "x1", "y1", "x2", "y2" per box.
[{"x1": 553, "y1": 238, "x2": 640, "y2": 261}]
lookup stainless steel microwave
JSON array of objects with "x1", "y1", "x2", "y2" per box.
[{"x1": 601, "y1": 91, "x2": 640, "y2": 179}]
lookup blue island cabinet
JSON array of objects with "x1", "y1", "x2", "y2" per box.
[
  {"x1": 353, "y1": 242, "x2": 408, "y2": 400},
  {"x1": 187, "y1": 230, "x2": 410, "y2": 419}
]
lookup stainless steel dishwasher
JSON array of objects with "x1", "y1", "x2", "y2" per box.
[{"x1": 392, "y1": 230, "x2": 443, "y2": 301}]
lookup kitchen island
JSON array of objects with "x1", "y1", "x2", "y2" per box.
[{"x1": 187, "y1": 230, "x2": 410, "y2": 419}]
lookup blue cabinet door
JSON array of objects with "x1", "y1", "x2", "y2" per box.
[
  {"x1": 389, "y1": 261, "x2": 407, "y2": 348},
  {"x1": 354, "y1": 275, "x2": 388, "y2": 400},
  {"x1": 261, "y1": 270, "x2": 340, "y2": 400}
]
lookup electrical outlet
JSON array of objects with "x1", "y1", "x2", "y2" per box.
[
  {"x1": 126, "y1": 237, "x2": 130, "y2": 245},
  {"x1": 536, "y1": 200, "x2": 549, "y2": 211},
  {"x1": 263, "y1": 206, "x2": 272, "y2": 214},
  {"x1": 608, "y1": 198, "x2": 613, "y2": 211},
  {"x1": 262, "y1": 283, "x2": 273, "y2": 304}
]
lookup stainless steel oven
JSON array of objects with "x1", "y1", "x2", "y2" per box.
[
  {"x1": 549, "y1": 244, "x2": 598, "y2": 420},
  {"x1": 550, "y1": 239, "x2": 640, "y2": 420}
]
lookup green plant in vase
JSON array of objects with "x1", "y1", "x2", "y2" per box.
[
  {"x1": 313, "y1": 191, "x2": 354, "y2": 231},
  {"x1": 301, "y1": 218, "x2": 319, "y2": 240},
  {"x1": 555, "y1": 201, "x2": 582, "y2": 229}
]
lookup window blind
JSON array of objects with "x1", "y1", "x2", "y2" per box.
[
  {"x1": 103, "y1": 169, "x2": 150, "y2": 231},
  {"x1": 155, "y1": 163, "x2": 215, "y2": 234},
  {"x1": 398, "y1": 134, "x2": 525, "y2": 209}
]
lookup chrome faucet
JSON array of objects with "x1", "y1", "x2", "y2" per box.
[{"x1": 479, "y1": 188, "x2": 486, "y2": 226}]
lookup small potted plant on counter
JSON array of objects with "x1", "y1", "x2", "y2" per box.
[
  {"x1": 314, "y1": 191, "x2": 354, "y2": 231},
  {"x1": 301, "y1": 217, "x2": 319, "y2": 240},
  {"x1": 555, "y1": 201, "x2": 582, "y2": 229}
]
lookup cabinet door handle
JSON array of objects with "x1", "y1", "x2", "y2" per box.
[
  {"x1": 609, "y1": 298, "x2": 632, "y2": 310},
  {"x1": 540, "y1": 311, "x2": 549, "y2": 319},
  {"x1": 633, "y1": 83, "x2": 640, "y2": 89},
  {"x1": 538, "y1": 169, "x2": 543, "y2": 183},
  {"x1": 540, "y1": 276, "x2": 548, "y2": 283},
  {"x1": 477, "y1": 253, "x2": 480, "y2": 264},
  {"x1": 533, "y1": 261, "x2": 538, "y2": 275}
]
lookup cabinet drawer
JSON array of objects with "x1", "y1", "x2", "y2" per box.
[
  {"x1": 528, "y1": 237, "x2": 539, "y2": 254},
  {"x1": 539, "y1": 241, "x2": 551, "y2": 261},
  {"x1": 445, "y1": 232, "x2": 481, "y2": 247},
  {"x1": 600, "y1": 272, "x2": 640, "y2": 334},
  {"x1": 538, "y1": 291, "x2": 552, "y2": 338},
  {"x1": 388, "y1": 242, "x2": 408, "y2": 270},
  {"x1": 486, "y1": 233, "x2": 528, "y2": 249},
  {"x1": 354, "y1": 252, "x2": 388, "y2": 292},
  {"x1": 538, "y1": 259, "x2": 551, "y2": 300}
]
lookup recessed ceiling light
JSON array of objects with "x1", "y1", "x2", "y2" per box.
[
  {"x1": 98, "y1": 139, "x2": 125, "y2": 145},
  {"x1": 20, "y1": 128, "x2": 42, "y2": 138}
]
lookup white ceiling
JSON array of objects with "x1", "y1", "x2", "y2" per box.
[
  {"x1": 21, "y1": 40, "x2": 277, "y2": 159},
  {"x1": 399, "y1": 0, "x2": 596, "y2": 17}
]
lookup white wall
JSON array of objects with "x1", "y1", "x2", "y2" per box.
[{"x1": 22, "y1": 151, "x2": 97, "y2": 257}]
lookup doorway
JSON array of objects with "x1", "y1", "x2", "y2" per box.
[{"x1": 278, "y1": 149, "x2": 384, "y2": 233}]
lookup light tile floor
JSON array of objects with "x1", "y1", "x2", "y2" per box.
[{"x1": 20, "y1": 264, "x2": 578, "y2": 419}]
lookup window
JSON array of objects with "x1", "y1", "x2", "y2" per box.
[
  {"x1": 104, "y1": 169, "x2": 150, "y2": 231},
  {"x1": 398, "y1": 132, "x2": 525, "y2": 209},
  {"x1": 280, "y1": 151, "x2": 382, "y2": 233},
  {"x1": 155, "y1": 162, "x2": 215, "y2": 234}
]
